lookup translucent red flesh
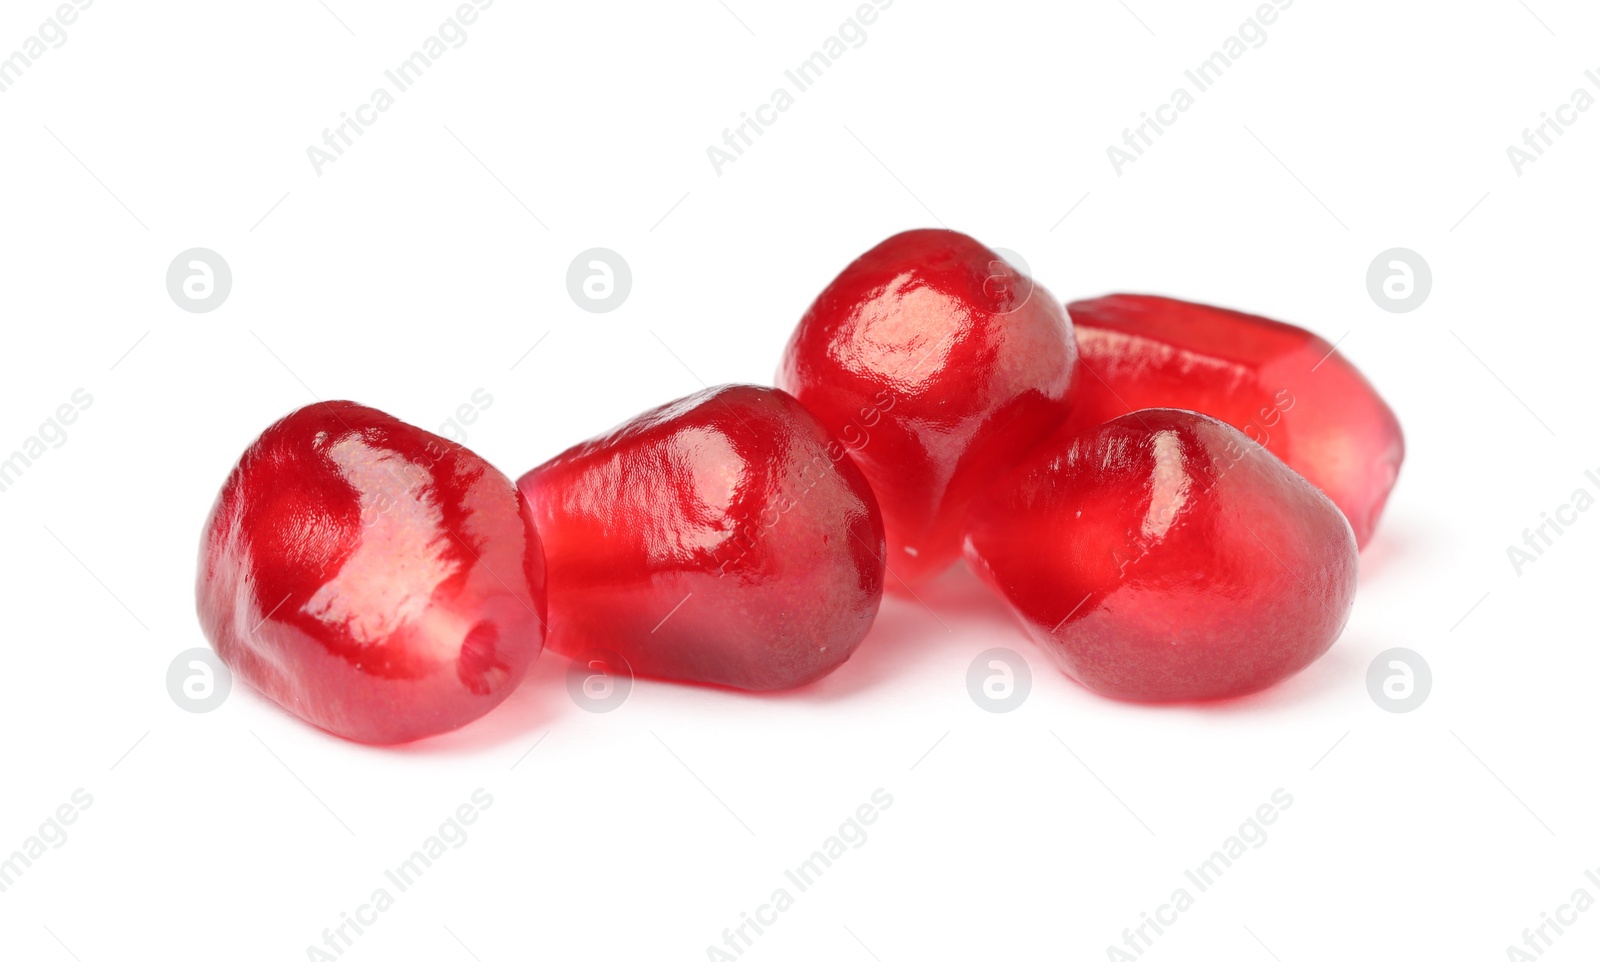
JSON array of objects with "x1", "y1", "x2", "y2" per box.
[
  {"x1": 517, "y1": 385, "x2": 886, "y2": 691},
  {"x1": 964, "y1": 409, "x2": 1358, "y2": 702},
  {"x1": 778, "y1": 229, "x2": 1077, "y2": 585},
  {"x1": 196, "y1": 401, "x2": 547, "y2": 744},
  {"x1": 1064, "y1": 294, "x2": 1404, "y2": 547}
]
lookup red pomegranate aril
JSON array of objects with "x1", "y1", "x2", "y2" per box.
[
  {"x1": 778, "y1": 229, "x2": 1077, "y2": 586},
  {"x1": 196, "y1": 401, "x2": 547, "y2": 744},
  {"x1": 964, "y1": 408, "x2": 1358, "y2": 702},
  {"x1": 517, "y1": 384, "x2": 885, "y2": 691},
  {"x1": 1064, "y1": 294, "x2": 1403, "y2": 547}
]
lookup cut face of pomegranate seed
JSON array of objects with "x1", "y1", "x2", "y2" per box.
[
  {"x1": 778, "y1": 229, "x2": 1078, "y2": 586},
  {"x1": 964, "y1": 408, "x2": 1358, "y2": 702},
  {"x1": 1064, "y1": 294, "x2": 1403, "y2": 547},
  {"x1": 517, "y1": 385, "x2": 885, "y2": 691},
  {"x1": 196, "y1": 401, "x2": 547, "y2": 744}
]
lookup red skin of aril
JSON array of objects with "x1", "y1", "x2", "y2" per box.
[
  {"x1": 778, "y1": 228, "x2": 1077, "y2": 586},
  {"x1": 1063, "y1": 294, "x2": 1404, "y2": 548},
  {"x1": 964, "y1": 408, "x2": 1358, "y2": 702},
  {"x1": 196, "y1": 401, "x2": 547, "y2": 744},
  {"x1": 517, "y1": 385, "x2": 885, "y2": 691}
]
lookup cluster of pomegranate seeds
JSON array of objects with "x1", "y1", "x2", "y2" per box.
[{"x1": 195, "y1": 230, "x2": 1401, "y2": 742}]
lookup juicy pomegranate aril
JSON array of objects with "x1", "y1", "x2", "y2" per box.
[
  {"x1": 778, "y1": 229, "x2": 1078, "y2": 586},
  {"x1": 964, "y1": 408, "x2": 1358, "y2": 702},
  {"x1": 517, "y1": 385, "x2": 886, "y2": 691},
  {"x1": 1064, "y1": 294, "x2": 1404, "y2": 548},
  {"x1": 196, "y1": 401, "x2": 547, "y2": 744}
]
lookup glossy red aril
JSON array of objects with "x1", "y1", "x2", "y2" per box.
[
  {"x1": 778, "y1": 229, "x2": 1077, "y2": 586},
  {"x1": 518, "y1": 385, "x2": 885, "y2": 690},
  {"x1": 196, "y1": 401, "x2": 546, "y2": 744},
  {"x1": 1064, "y1": 294, "x2": 1403, "y2": 547},
  {"x1": 965, "y1": 409, "x2": 1357, "y2": 702}
]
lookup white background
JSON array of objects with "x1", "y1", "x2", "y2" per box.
[{"x1": 1, "y1": 0, "x2": 1596, "y2": 959}]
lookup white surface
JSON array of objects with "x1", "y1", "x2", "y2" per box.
[{"x1": 0, "y1": 1, "x2": 1594, "y2": 959}]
